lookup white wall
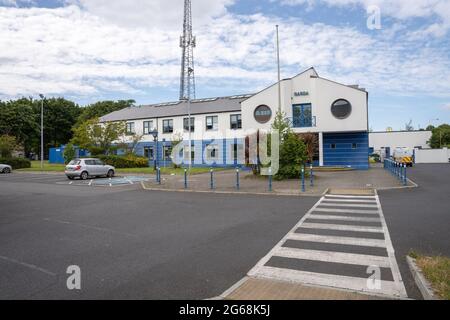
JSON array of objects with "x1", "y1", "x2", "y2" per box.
[
  {"x1": 414, "y1": 148, "x2": 450, "y2": 164},
  {"x1": 370, "y1": 131, "x2": 432, "y2": 151},
  {"x1": 119, "y1": 111, "x2": 245, "y2": 143},
  {"x1": 241, "y1": 68, "x2": 368, "y2": 134}
]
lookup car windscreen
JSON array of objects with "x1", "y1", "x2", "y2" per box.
[{"x1": 68, "y1": 160, "x2": 81, "y2": 165}]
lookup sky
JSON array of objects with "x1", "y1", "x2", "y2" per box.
[{"x1": 0, "y1": 0, "x2": 449, "y2": 131}]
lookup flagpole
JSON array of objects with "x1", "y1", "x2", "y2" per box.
[{"x1": 276, "y1": 25, "x2": 281, "y2": 113}]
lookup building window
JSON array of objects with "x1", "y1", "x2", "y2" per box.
[
  {"x1": 254, "y1": 105, "x2": 272, "y2": 124},
  {"x1": 144, "y1": 147, "x2": 154, "y2": 160},
  {"x1": 206, "y1": 144, "x2": 219, "y2": 161},
  {"x1": 231, "y1": 143, "x2": 244, "y2": 162},
  {"x1": 183, "y1": 117, "x2": 195, "y2": 132},
  {"x1": 206, "y1": 116, "x2": 218, "y2": 131},
  {"x1": 163, "y1": 146, "x2": 172, "y2": 161},
  {"x1": 330, "y1": 144, "x2": 336, "y2": 149},
  {"x1": 163, "y1": 119, "x2": 173, "y2": 133},
  {"x1": 292, "y1": 104, "x2": 313, "y2": 128},
  {"x1": 331, "y1": 99, "x2": 352, "y2": 119},
  {"x1": 143, "y1": 121, "x2": 154, "y2": 135},
  {"x1": 352, "y1": 143, "x2": 357, "y2": 149},
  {"x1": 230, "y1": 114, "x2": 242, "y2": 129},
  {"x1": 126, "y1": 122, "x2": 135, "y2": 135}
]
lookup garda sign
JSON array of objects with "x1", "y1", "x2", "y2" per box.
[{"x1": 294, "y1": 91, "x2": 309, "y2": 97}]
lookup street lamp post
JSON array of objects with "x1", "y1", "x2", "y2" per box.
[
  {"x1": 39, "y1": 94, "x2": 44, "y2": 170},
  {"x1": 150, "y1": 130, "x2": 159, "y2": 170}
]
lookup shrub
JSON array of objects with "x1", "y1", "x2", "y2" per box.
[
  {"x1": 275, "y1": 132, "x2": 308, "y2": 180},
  {"x1": 97, "y1": 154, "x2": 148, "y2": 168},
  {"x1": 0, "y1": 157, "x2": 31, "y2": 169},
  {"x1": 63, "y1": 144, "x2": 76, "y2": 164}
]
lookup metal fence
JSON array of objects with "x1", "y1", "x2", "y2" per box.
[{"x1": 384, "y1": 159, "x2": 407, "y2": 186}]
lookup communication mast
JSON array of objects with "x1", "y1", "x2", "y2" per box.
[{"x1": 179, "y1": 0, "x2": 196, "y2": 101}]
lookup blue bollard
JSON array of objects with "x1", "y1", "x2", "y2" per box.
[
  {"x1": 403, "y1": 164, "x2": 407, "y2": 186},
  {"x1": 156, "y1": 167, "x2": 159, "y2": 183},
  {"x1": 210, "y1": 168, "x2": 214, "y2": 190},
  {"x1": 236, "y1": 167, "x2": 240, "y2": 190},
  {"x1": 184, "y1": 168, "x2": 187, "y2": 189},
  {"x1": 158, "y1": 167, "x2": 161, "y2": 185},
  {"x1": 310, "y1": 164, "x2": 314, "y2": 187},
  {"x1": 301, "y1": 166, "x2": 305, "y2": 193},
  {"x1": 268, "y1": 167, "x2": 273, "y2": 192}
]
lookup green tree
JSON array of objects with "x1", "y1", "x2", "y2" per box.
[
  {"x1": 0, "y1": 98, "x2": 39, "y2": 155},
  {"x1": 71, "y1": 118, "x2": 126, "y2": 155},
  {"x1": 38, "y1": 98, "x2": 81, "y2": 155},
  {"x1": 63, "y1": 143, "x2": 76, "y2": 164},
  {"x1": 271, "y1": 110, "x2": 291, "y2": 140},
  {"x1": 428, "y1": 124, "x2": 450, "y2": 148},
  {"x1": 275, "y1": 132, "x2": 308, "y2": 180},
  {"x1": 0, "y1": 134, "x2": 17, "y2": 158},
  {"x1": 76, "y1": 100, "x2": 135, "y2": 127}
]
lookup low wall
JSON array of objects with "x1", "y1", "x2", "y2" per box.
[{"x1": 414, "y1": 148, "x2": 450, "y2": 164}]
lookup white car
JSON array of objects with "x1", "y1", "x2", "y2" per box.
[
  {"x1": 0, "y1": 164, "x2": 12, "y2": 174},
  {"x1": 65, "y1": 158, "x2": 115, "y2": 180}
]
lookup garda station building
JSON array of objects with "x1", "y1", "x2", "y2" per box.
[{"x1": 100, "y1": 67, "x2": 370, "y2": 169}]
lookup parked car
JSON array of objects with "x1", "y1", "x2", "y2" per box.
[
  {"x1": 0, "y1": 164, "x2": 12, "y2": 174},
  {"x1": 65, "y1": 158, "x2": 115, "y2": 180}
]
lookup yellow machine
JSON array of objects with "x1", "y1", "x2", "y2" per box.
[{"x1": 393, "y1": 147, "x2": 414, "y2": 166}]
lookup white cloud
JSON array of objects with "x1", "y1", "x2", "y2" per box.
[
  {"x1": 0, "y1": 3, "x2": 449, "y2": 102},
  {"x1": 277, "y1": 0, "x2": 450, "y2": 36},
  {"x1": 68, "y1": 0, "x2": 235, "y2": 30}
]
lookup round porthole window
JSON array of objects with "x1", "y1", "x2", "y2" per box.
[
  {"x1": 254, "y1": 105, "x2": 272, "y2": 124},
  {"x1": 331, "y1": 99, "x2": 352, "y2": 119}
]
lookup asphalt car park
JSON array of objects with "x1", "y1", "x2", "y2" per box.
[
  {"x1": 0, "y1": 173, "x2": 319, "y2": 299},
  {"x1": 0, "y1": 164, "x2": 448, "y2": 300},
  {"x1": 0, "y1": 173, "x2": 153, "y2": 188}
]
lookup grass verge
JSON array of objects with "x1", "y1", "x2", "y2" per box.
[
  {"x1": 18, "y1": 161, "x2": 230, "y2": 176},
  {"x1": 410, "y1": 251, "x2": 450, "y2": 300}
]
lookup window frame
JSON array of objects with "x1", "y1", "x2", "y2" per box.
[
  {"x1": 143, "y1": 121, "x2": 154, "y2": 135},
  {"x1": 162, "y1": 119, "x2": 174, "y2": 134},
  {"x1": 206, "y1": 116, "x2": 219, "y2": 131},
  {"x1": 126, "y1": 122, "x2": 135, "y2": 135},
  {"x1": 230, "y1": 114, "x2": 242, "y2": 130},
  {"x1": 183, "y1": 117, "x2": 195, "y2": 132}
]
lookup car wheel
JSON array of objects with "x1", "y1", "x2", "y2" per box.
[
  {"x1": 107, "y1": 170, "x2": 115, "y2": 178},
  {"x1": 80, "y1": 171, "x2": 89, "y2": 180},
  {"x1": 3, "y1": 167, "x2": 11, "y2": 174}
]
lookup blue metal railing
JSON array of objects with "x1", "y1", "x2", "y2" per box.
[
  {"x1": 384, "y1": 158, "x2": 407, "y2": 186},
  {"x1": 288, "y1": 116, "x2": 317, "y2": 128}
]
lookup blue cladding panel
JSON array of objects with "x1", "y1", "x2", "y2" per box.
[{"x1": 323, "y1": 132, "x2": 369, "y2": 170}]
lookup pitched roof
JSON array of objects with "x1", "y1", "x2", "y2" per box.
[{"x1": 100, "y1": 94, "x2": 253, "y2": 122}]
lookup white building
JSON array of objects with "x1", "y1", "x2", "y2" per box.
[
  {"x1": 369, "y1": 130, "x2": 432, "y2": 158},
  {"x1": 101, "y1": 67, "x2": 370, "y2": 169}
]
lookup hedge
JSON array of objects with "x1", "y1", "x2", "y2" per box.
[
  {"x1": 97, "y1": 155, "x2": 148, "y2": 168},
  {"x1": 0, "y1": 157, "x2": 31, "y2": 169}
]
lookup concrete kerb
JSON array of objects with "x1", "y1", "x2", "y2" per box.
[
  {"x1": 406, "y1": 256, "x2": 440, "y2": 300},
  {"x1": 140, "y1": 181, "x2": 329, "y2": 198}
]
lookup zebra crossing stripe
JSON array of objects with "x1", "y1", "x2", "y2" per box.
[
  {"x1": 272, "y1": 247, "x2": 391, "y2": 268},
  {"x1": 322, "y1": 198, "x2": 377, "y2": 203},
  {"x1": 306, "y1": 214, "x2": 381, "y2": 223},
  {"x1": 249, "y1": 266, "x2": 402, "y2": 297},
  {"x1": 319, "y1": 203, "x2": 379, "y2": 208},
  {"x1": 324, "y1": 195, "x2": 376, "y2": 199},
  {"x1": 300, "y1": 223, "x2": 383, "y2": 233},
  {"x1": 313, "y1": 208, "x2": 380, "y2": 215},
  {"x1": 287, "y1": 233, "x2": 387, "y2": 248}
]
